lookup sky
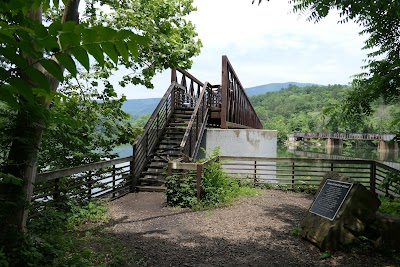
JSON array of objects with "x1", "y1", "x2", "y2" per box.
[{"x1": 114, "y1": 0, "x2": 368, "y2": 99}]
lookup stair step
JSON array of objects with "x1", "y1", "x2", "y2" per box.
[
  {"x1": 140, "y1": 177, "x2": 166, "y2": 183},
  {"x1": 136, "y1": 185, "x2": 167, "y2": 192}
]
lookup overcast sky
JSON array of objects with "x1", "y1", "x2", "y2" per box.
[{"x1": 114, "y1": 0, "x2": 368, "y2": 99}]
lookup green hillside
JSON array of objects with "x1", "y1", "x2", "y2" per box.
[{"x1": 250, "y1": 84, "x2": 400, "y2": 143}]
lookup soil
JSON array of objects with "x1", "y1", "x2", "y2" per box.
[{"x1": 106, "y1": 190, "x2": 399, "y2": 267}]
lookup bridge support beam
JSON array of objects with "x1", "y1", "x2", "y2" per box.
[
  {"x1": 377, "y1": 141, "x2": 398, "y2": 161},
  {"x1": 326, "y1": 138, "x2": 343, "y2": 148},
  {"x1": 377, "y1": 141, "x2": 398, "y2": 152}
]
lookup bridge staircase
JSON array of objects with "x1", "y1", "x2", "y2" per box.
[
  {"x1": 136, "y1": 107, "x2": 194, "y2": 192},
  {"x1": 132, "y1": 56, "x2": 263, "y2": 192}
]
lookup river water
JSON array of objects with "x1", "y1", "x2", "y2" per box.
[{"x1": 114, "y1": 143, "x2": 400, "y2": 168}]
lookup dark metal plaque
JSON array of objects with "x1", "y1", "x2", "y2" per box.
[{"x1": 309, "y1": 179, "x2": 353, "y2": 221}]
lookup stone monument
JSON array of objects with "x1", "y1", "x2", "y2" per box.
[{"x1": 301, "y1": 172, "x2": 381, "y2": 251}]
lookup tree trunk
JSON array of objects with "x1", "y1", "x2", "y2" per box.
[{"x1": 0, "y1": 0, "x2": 80, "y2": 232}]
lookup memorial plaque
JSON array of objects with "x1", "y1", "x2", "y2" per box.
[{"x1": 309, "y1": 179, "x2": 353, "y2": 221}]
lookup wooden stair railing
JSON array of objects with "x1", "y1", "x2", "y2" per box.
[
  {"x1": 179, "y1": 82, "x2": 213, "y2": 162},
  {"x1": 221, "y1": 55, "x2": 263, "y2": 129}
]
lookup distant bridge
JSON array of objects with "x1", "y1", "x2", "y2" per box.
[
  {"x1": 288, "y1": 132, "x2": 398, "y2": 152},
  {"x1": 291, "y1": 132, "x2": 396, "y2": 142}
]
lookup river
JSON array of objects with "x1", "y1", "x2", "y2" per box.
[{"x1": 114, "y1": 142, "x2": 400, "y2": 168}]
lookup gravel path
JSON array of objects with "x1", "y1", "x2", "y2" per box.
[{"x1": 107, "y1": 190, "x2": 398, "y2": 267}]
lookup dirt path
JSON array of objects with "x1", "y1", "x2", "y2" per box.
[{"x1": 106, "y1": 190, "x2": 398, "y2": 267}]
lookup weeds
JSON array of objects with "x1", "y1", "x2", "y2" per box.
[
  {"x1": 2, "y1": 200, "x2": 140, "y2": 267},
  {"x1": 378, "y1": 196, "x2": 400, "y2": 216},
  {"x1": 166, "y1": 148, "x2": 258, "y2": 209}
]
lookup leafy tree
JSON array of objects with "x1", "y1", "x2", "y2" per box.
[
  {"x1": 256, "y1": 0, "x2": 400, "y2": 117},
  {"x1": 0, "y1": 0, "x2": 200, "y2": 233}
]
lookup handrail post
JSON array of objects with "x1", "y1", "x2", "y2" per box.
[
  {"x1": 370, "y1": 160, "x2": 377, "y2": 194},
  {"x1": 196, "y1": 164, "x2": 203, "y2": 202},
  {"x1": 221, "y1": 56, "x2": 228, "y2": 129}
]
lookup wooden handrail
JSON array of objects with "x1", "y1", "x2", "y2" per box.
[
  {"x1": 221, "y1": 55, "x2": 262, "y2": 129},
  {"x1": 36, "y1": 156, "x2": 133, "y2": 182},
  {"x1": 179, "y1": 82, "x2": 212, "y2": 161}
]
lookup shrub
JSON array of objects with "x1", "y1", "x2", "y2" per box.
[{"x1": 166, "y1": 148, "x2": 258, "y2": 209}]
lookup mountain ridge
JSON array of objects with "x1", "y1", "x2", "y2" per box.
[{"x1": 122, "y1": 82, "x2": 318, "y2": 117}]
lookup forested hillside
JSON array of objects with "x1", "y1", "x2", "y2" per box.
[{"x1": 250, "y1": 84, "x2": 400, "y2": 143}]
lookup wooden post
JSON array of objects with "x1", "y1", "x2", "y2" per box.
[
  {"x1": 221, "y1": 55, "x2": 228, "y2": 129},
  {"x1": 130, "y1": 144, "x2": 136, "y2": 192},
  {"x1": 254, "y1": 160, "x2": 257, "y2": 187},
  {"x1": 167, "y1": 161, "x2": 173, "y2": 176},
  {"x1": 53, "y1": 178, "x2": 60, "y2": 202},
  {"x1": 112, "y1": 165, "x2": 116, "y2": 198},
  {"x1": 196, "y1": 164, "x2": 203, "y2": 202},
  {"x1": 291, "y1": 162, "x2": 295, "y2": 189},
  {"x1": 370, "y1": 161, "x2": 376, "y2": 194}
]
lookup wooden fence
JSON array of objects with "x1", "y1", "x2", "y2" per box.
[
  {"x1": 31, "y1": 156, "x2": 133, "y2": 217},
  {"x1": 31, "y1": 156, "x2": 400, "y2": 218},
  {"x1": 220, "y1": 157, "x2": 400, "y2": 197}
]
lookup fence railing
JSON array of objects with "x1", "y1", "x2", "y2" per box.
[
  {"x1": 31, "y1": 156, "x2": 133, "y2": 217},
  {"x1": 179, "y1": 82, "x2": 213, "y2": 161},
  {"x1": 220, "y1": 156, "x2": 400, "y2": 197},
  {"x1": 31, "y1": 156, "x2": 400, "y2": 218},
  {"x1": 221, "y1": 55, "x2": 262, "y2": 129}
]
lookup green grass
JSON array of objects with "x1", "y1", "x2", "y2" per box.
[{"x1": 378, "y1": 196, "x2": 400, "y2": 216}]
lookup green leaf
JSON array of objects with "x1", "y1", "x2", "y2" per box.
[
  {"x1": 32, "y1": 87, "x2": 55, "y2": 102},
  {"x1": 126, "y1": 40, "x2": 138, "y2": 60},
  {"x1": 82, "y1": 29, "x2": 98, "y2": 44},
  {"x1": 49, "y1": 21, "x2": 62, "y2": 36},
  {"x1": 25, "y1": 66, "x2": 51, "y2": 91},
  {"x1": 0, "y1": 172, "x2": 23, "y2": 186},
  {"x1": 70, "y1": 46, "x2": 90, "y2": 71},
  {"x1": 62, "y1": 21, "x2": 76, "y2": 32},
  {"x1": 102, "y1": 42, "x2": 119, "y2": 64},
  {"x1": 0, "y1": 68, "x2": 9, "y2": 81},
  {"x1": 59, "y1": 32, "x2": 80, "y2": 50},
  {"x1": 34, "y1": 23, "x2": 48, "y2": 38},
  {"x1": 8, "y1": 77, "x2": 34, "y2": 103},
  {"x1": 114, "y1": 41, "x2": 129, "y2": 62},
  {"x1": 40, "y1": 59, "x2": 64, "y2": 81},
  {"x1": 98, "y1": 27, "x2": 116, "y2": 41},
  {"x1": 53, "y1": 0, "x2": 59, "y2": 9},
  {"x1": 55, "y1": 53, "x2": 77, "y2": 77},
  {"x1": 42, "y1": 0, "x2": 50, "y2": 12},
  {"x1": 0, "y1": 84, "x2": 19, "y2": 110},
  {"x1": 0, "y1": 47, "x2": 26, "y2": 68},
  {"x1": 84, "y1": 44, "x2": 104, "y2": 67}
]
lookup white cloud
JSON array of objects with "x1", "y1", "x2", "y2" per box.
[{"x1": 115, "y1": 0, "x2": 368, "y2": 99}]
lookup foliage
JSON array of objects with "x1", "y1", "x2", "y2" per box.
[
  {"x1": 378, "y1": 196, "x2": 400, "y2": 217},
  {"x1": 165, "y1": 171, "x2": 198, "y2": 208},
  {"x1": 259, "y1": 0, "x2": 400, "y2": 121},
  {"x1": 1, "y1": 200, "x2": 141, "y2": 267},
  {"x1": 0, "y1": 0, "x2": 201, "y2": 233},
  {"x1": 166, "y1": 148, "x2": 258, "y2": 209},
  {"x1": 250, "y1": 84, "x2": 400, "y2": 143},
  {"x1": 380, "y1": 171, "x2": 400, "y2": 197}
]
